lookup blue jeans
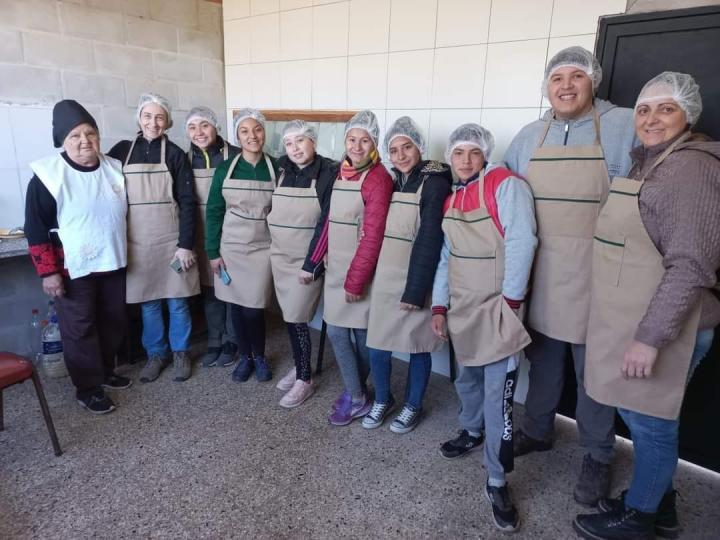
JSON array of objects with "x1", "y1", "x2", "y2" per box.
[
  {"x1": 368, "y1": 348, "x2": 432, "y2": 410},
  {"x1": 141, "y1": 298, "x2": 192, "y2": 356},
  {"x1": 622, "y1": 328, "x2": 714, "y2": 513}
]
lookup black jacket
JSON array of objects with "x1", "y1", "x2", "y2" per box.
[
  {"x1": 391, "y1": 160, "x2": 453, "y2": 307},
  {"x1": 188, "y1": 135, "x2": 240, "y2": 170},
  {"x1": 277, "y1": 154, "x2": 339, "y2": 277},
  {"x1": 108, "y1": 134, "x2": 196, "y2": 250}
]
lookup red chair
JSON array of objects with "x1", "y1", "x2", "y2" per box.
[{"x1": 0, "y1": 352, "x2": 62, "y2": 456}]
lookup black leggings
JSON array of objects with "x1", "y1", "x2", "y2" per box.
[
  {"x1": 286, "y1": 322, "x2": 312, "y2": 381},
  {"x1": 230, "y1": 305, "x2": 265, "y2": 358}
]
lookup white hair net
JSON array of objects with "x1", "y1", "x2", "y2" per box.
[
  {"x1": 542, "y1": 46, "x2": 602, "y2": 97},
  {"x1": 383, "y1": 116, "x2": 426, "y2": 154},
  {"x1": 445, "y1": 123, "x2": 495, "y2": 162},
  {"x1": 282, "y1": 119, "x2": 318, "y2": 143},
  {"x1": 185, "y1": 106, "x2": 220, "y2": 132},
  {"x1": 233, "y1": 108, "x2": 266, "y2": 137},
  {"x1": 635, "y1": 71, "x2": 702, "y2": 126},
  {"x1": 344, "y1": 110, "x2": 380, "y2": 146},
  {"x1": 137, "y1": 92, "x2": 173, "y2": 128}
]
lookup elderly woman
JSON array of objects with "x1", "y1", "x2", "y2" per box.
[
  {"x1": 25, "y1": 100, "x2": 128, "y2": 414},
  {"x1": 308, "y1": 110, "x2": 393, "y2": 425},
  {"x1": 269, "y1": 120, "x2": 338, "y2": 408},
  {"x1": 185, "y1": 107, "x2": 241, "y2": 369},
  {"x1": 432, "y1": 124, "x2": 537, "y2": 532},
  {"x1": 574, "y1": 74, "x2": 720, "y2": 540},
  {"x1": 108, "y1": 93, "x2": 199, "y2": 384},
  {"x1": 205, "y1": 108, "x2": 280, "y2": 384},
  {"x1": 363, "y1": 116, "x2": 452, "y2": 433}
]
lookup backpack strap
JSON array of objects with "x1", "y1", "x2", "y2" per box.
[{"x1": 482, "y1": 167, "x2": 516, "y2": 239}]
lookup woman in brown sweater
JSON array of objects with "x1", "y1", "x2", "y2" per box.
[{"x1": 575, "y1": 72, "x2": 720, "y2": 540}]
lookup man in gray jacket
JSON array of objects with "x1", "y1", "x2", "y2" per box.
[{"x1": 503, "y1": 47, "x2": 636, "y2": 507}]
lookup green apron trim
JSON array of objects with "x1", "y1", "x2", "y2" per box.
[
  {"x1": 268, "y1": 223, "x2": 316, "y2": 230},
  {"x1": 534, "y1": 196, "x2": 600, "y2": 203},
  {"x1": 443, "y1": 215, "x2": 491, "y2": 224},
  {"x1": 329, "y1": 219, "x2": 358, "y2": 227},
  {"x1": 383, "y1": 234, "x2": 412, "y2": 243},
  {"x1": 230, "y1": 210, "x2": 266, "y2": 221},
  {"x1": 529, "y1": 157, "x2": 605, "y2": 162},
  {"x1": 593, "y1": 236, "x2": 625, "y2": 248},
  {"x1": 609, "y1": 189, "x2": 639, "y2": 197},
  {"x1": 449, "y1": 251, "x2": 495, "y2": 260}
]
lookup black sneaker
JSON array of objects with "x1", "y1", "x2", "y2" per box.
[
  {"x1": 599, "y1": 490, "x2": 680, "y2": 539},
  {"x1": 362, "y1": 397, "x2": 396, "y2": 429},
  {"x1": 574, "y1": 506, "x2": 655, "y2": 540},
  {"x1": 201, "y1": 346, "x2": 222, "y2": 367},
  {"x1": 232, "y1": 355, "x2": 254, "y2": 382},
  {"x1": 217, "y1": 342, "x2": 238, "y2": 367},
  {"x1": 513, "y1": 429, "x2": 553, "y2": 457},
  {"x1": 440, "y1": 429, "x2": 484, "y2": 459},
  {"x1": 485, "y1": 480, "x2": 520, "y2": 532},
  {"x1": 574, "y1": 453, "x2": 611, "y2": 506},
  {"x1": 102, "y1": 374, "x2": 132, "y2": 390},
  {"x1": 77, "y1": 389, "x2": 116, "y2": 415}
]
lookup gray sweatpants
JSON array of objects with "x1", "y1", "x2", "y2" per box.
[
  {"x1": 202, "y1": 286, "x2": 236, "y2": 348},
  {"x1": 456, "y1": 355, "x2": 517, "y2": 484},
  {"x1": 326, "y1": 324, "x2": 370, "y2": 399},
  {"x1": 522, "y1": 329, "x2": 615, "y2": 463}
]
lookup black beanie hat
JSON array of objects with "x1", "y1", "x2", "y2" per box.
[{"x1": 52, "y1": 99, "x2": 98, "y2": 148}]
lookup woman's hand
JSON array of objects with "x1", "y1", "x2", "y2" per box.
[
  {"x1": 622, "y1": 340, "x2": 659, "y2": 379},
  {"x1": 298, "y1": 270, "x2": 314, "y2": 285},
  {"x1": 174, "y1": 248, "x2": 196, "y2": 271},
  {"x1": 210, "y1": 257, "x2": 225, "y2": 276},
  {"x1": 400, "y1": 302, "x2": 420, "y2": 311},
  {"x1": 345, "y1": 291, "x2": 363, "y2": 303},
  {"x1": 42, "y1": 273, "x2": 65, "y2": 298},
  {"x1": 431, "y1": 313, "x2": 448, "y2": 341}
]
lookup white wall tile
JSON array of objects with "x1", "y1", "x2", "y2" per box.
[
  {"x1": 281, "y1": 0, "x2": 313, "y2": 10},
  {"x1": 250, "y1": 13, "x2": 281, "y2": 63},
  {"x1": 347, "y1": 54, "x2": 388, "y2": 109},
  {"x1": 225, "y1": 65, "x2": 253, "y2": 108},
  {"x1": 489, "y1": 0, "x2": 553, "y2": 43},
  {"x1": 9, "y1": 107, "x2": 54, "y2": 167},
  {"x1": 223, "y1": 0, "x2": 250, "y2": 20},
  {"x1": 483, "y1": 40, "x2": 548, "y2": 108},
  {"x1": 387, "y1": 49, "x2": 435, "y2": 109},
  {"x1": 428, "y1": 108, "x2": 482, "y2": 162},
  {"x1": 481, "y1": 107, "x2": 541, "y2": 162},
  {"x1": 311, "y1": 57, "x2": 348, "y2": 109},
  {"x1": 547, "y1": 34, "x2": 597, "y2": 59},
  {"x1": 280, "y1": 60, "x2": 313, "y2": 108},
  {"x1": 313, "y1": 0, "x2": 339, "y2": 5},
  {"x1": 224, "y1": 18, "x2": 252, "y2": 64},
  {"x1": 389, "y1": 0, "x2": 437, "y2": 52},
  {"x1": 551, "y1": 0, "x2": 626, "y2": 37},
  {"x1": 251, "y1": 0, "x2": 279, "y2": 15},
  {"x1": 280, "y1": 7, "x2": 313, "y2": 60},
  {"x1": 385, "y1": 109, "x2": 431, "y2": 156},
  {"x1": 435, "y1": 0, "x2": 491, "y2": 47},
  {"x1": 432, "y1": 45, "x2": 486, "y2": 109},
  {"x1": 0, "y1": 168, "x2": 24, "y2": 229},
  {"x1": 251, "y1": 63, "x2": 282, "y2": 108},
  {"x1": 312, "y1": 2, "x2": 349, "y2": 58},
  {"x1": 0, "y1": 108, "x2": 16, "y2": 169},
  {"x1": 348, "y1": 0, "x2": 390, "y2": 55}
]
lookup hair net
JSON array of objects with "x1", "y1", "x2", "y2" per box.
[
  {"x1": 282, "y1": 119, "x2": 318, "y2": 143},
  {"x1": 344, "y1": 110, "x2": 380, "y2": 146},
  {"x1": 542, "y1": 46, "x2": 602, "y2": 97},
  {"x1": 635, "y1": 71, "x2": 702, "y2": 126},
  {"x1": 137, "y1": 92, "x2": 173, "y2": 128},
  {"x1": 383, "y1": 116, "x2": 426, "y2": 154},
  {"x1": 445, "y1": 123, "x2": 495, "y2": 162},
  {"x1": 233, "y1": 108, "x2": 266, "y2": 136},
  {"x1": 185, "y1": 106, "x2": 220, "y2": 132}
]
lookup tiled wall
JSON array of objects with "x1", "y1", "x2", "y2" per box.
[
  {"x1": 0, "y1": 0, "x2": 225, "y2": 229},
  {"x1": 223, "y1": 0, "x2": 627, "y2": 162}
]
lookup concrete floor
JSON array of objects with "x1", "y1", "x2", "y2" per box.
[{"x1": 1, "y1": 317, "x2": 719, "y2": 539}]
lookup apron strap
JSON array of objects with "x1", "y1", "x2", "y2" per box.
[
  {"x1": 124, "y1": 137, "x2": 139, "y2": 167},
  {"x1": 264, "y1": 154, "x2": 277, "y2": 185},
  {"x1": 160, "y1": 136, "x2": 166, "y2": 164},
  {"x1": 225, "y1": 153, "x2": 243, "y2": 182},
  {"x1": 538, "y1": 107, "x2": 601, "y2": 147},
  {"x1": 637, "y1": 131, "x2": 693, "y2": 182},
  {"x1": 222, "y1": 144, "x2": 229, "y2": 160}
]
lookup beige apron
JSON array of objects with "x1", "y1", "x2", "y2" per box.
[
  {"x1": 444, "y1": 174, "x2": 531, "y2": 366},
  {"x1": 191, "y1": 144, "x2": 229, "y2": 287},
  {"x1": 124, "y1": 136, "x2": 200, "y2": 303},
  {"x1": 525, "y1": 110, "x2": 610, "y2": 344},
  {"x1": 267, "y1": 174, "x2": 323, "y2": 323},
  {"x1": 367, "y1": 180, "x2": 443, "y2": 353},
  {"x1": 585, "y1": 132, "x2": 701, "y2": 420},
  {"x1": 214, "y1": 153, "x2": 276, "y2": 308},
  {"x1": 323, "y1": 170, "x2": 373, "y2": 328}
]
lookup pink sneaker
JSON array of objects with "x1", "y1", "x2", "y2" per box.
[
  {"x1": 329, "y1": 394, "x2": 371, "y2": 426},
  {"x1": 279, "y1": 379, "x2": 315, "y2": 409},
  {"x1": 276, "y1": 367, "x2": 297, "y2": 391}
]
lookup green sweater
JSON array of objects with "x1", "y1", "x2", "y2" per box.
[{"x1": 205, "y1": 153, "x2": 279, "y2": 259}]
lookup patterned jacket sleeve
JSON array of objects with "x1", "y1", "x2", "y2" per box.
[{"x1": 24, "y1": 175, "x2": 64, "y2": 277}]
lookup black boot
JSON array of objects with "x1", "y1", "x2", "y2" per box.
[
  {"x1": 599, "y1": 490, "x2": 679, "y2": 539},
  {"x1": 574, "y1": 506, "x2": 655, "y2": 540}
]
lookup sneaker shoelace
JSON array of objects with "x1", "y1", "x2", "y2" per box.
[
  {"x1": 396, "y1": 406, "x2": 415, "y2": 424},
  {"x1": 368, "y1": 402, "x2": 387, "y2": 420}
]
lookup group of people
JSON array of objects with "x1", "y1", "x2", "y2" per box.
[{"x1": 23, "y1": 45, "x2": 720, "y2": 539}]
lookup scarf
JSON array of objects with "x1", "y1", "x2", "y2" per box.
[{"x1": 340, "y1": 148, "x2": 380, "y2": 179}]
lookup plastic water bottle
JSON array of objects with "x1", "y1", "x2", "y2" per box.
[
  {"x1": 42, "y1": 302, "x2": 68, "y2": 378},
  {"x1": 27, "y1": 309, "x2": 43, "y2": 365}
]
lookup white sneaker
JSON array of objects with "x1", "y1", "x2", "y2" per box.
[
  {"x1": 276, "y1": 367, "x2": 296, "y2": 391},
  {"x1": 279, "y1": 379, "x2": 315, "y2": 409}
]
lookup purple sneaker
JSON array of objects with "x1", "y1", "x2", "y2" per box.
[
  {"x1": 329, "y1": 394, "x2": 371, "y2": 426},
  {"x1": 330, "y1": 391, "x2": 351, "y2": 413}
]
